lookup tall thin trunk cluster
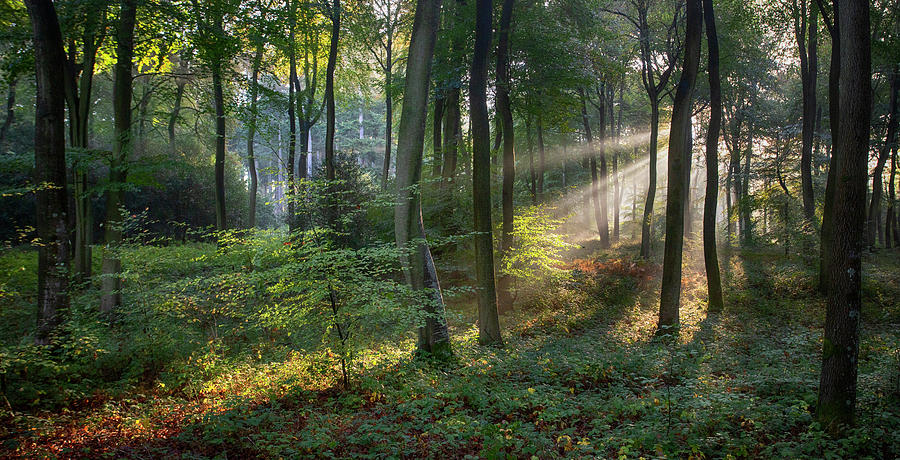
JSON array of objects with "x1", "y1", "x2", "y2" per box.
[{"x1": 100, "y1": 0, "x2": 137, "y2": 313}]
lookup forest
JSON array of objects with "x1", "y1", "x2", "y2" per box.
[{"x1": 0, "y1": 0, "x2": 898, "y2": 457}]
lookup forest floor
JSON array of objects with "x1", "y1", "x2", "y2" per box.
[{"x1": 2, "y1": 235, "x2": 899, "y2": 459}]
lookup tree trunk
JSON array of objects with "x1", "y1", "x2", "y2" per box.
[
  {"x1": 866, "y1": 69, "x2": 897, "y2": 248},
  {"x1": 526, "y1": 116, "x2": 536, "y2": 203},
  {"x1": 798, "y1": 0, "x2": 818, "y2": 222},
  {"x1": 248, "y1": 42, "x2": 263, "y2": 229},
  {"x1": 100, "y1": 0, "x2": 136, "y2": 313},
  {"x1": 817, "y1": 0, "x2": 870, "y2": 432},
  {"x1": 470, "y1": 0, "x2": 502, "y2": 346},
  {"x1": 536, "y1": 114, "x2": 545, "y2": 199},
  {"x1": 27, "y1": 0, "x2": 70, "y2": 344},
  {"x1": 212, "y1": 65, "x2": 227, "y2": 231},
  {"x1": 658, "y1": 0, "x2": 701, "y2": 333},
  {"x1": 640, "y1": 100, "x2": 660, "y2": 258},
  {"x1": 394, "y1": 0, "x2": 451, "y2": 358},
  {"x1": 288, "y1": 8, "x2": 298, "y2": 231},
  {"x1": 324, "y1": 0, "x2": 339, "y2": 231},
  {"x1": 598, "y1": 85, "x2": 610, "y2": 248},
  {"x1": 381, "y1": 49, "x2": 393, "y2": 188},
  {"x1": 432, "y1": 97, "x2": 443, "y2": 177},
  {"x1": 819, "y1": 2, "x2": 840, "y2": 294},
  {"x1": 496, "y1": 0, "x2": 515, "y2": 313},
  {"x1": 441, "y1": 88, "x2": 460, "y2": 183},
  {"x1": 702, "y1": 0, "x2": 724, "y2": 312},
  {"x1": 0, "y1": 75, "x2": 16, "y2": 149}
]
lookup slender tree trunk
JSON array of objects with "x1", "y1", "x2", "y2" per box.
[
  {"x1": 100, "y1": 0, "x2": 136, "y2": 313},
  {"x1": 798, "y1": 0, "x2": 819, "y2": 222},
  {"x1": 324, "y1": 0, "x2": 340, "y2": 231},
  {"x1": 536, "y1": 114, "x2": 545, "y2": 199},
  {"x1": 888, "y1": 142, "x2": 898, "y2": 248},
  {"x1": 496, "y1": 0, "x2": 515, "y2": 313},
  {"x1": 526, "y1": 116, "x2": 536, "y2": 203},
  {"x1": 0, "y1": 76, "x2": 17, "y2": 151},
  {"x1": 395, "y1": 0, "x2": 451, "y2": 358},
  {"x1": 598, "y1": 85, "x2": 610, "y2": 248},
  {"x1": 168, "y1": 79, "x2": 185, "y2": 153},
  {"x1": 441, "y1": 88, "x2": 460, "y2": 182},
  {"x1": 866, "y1": 69, "x2": 897, "y2": 248},
  {"x1": 659, "y1": 0, "x2": 701, "y2": 332},
  {"x1": 247, "y1": 42, "x2": 263, "y2": 229},
  {"x1": 819, "y1": 2, "x2": 840, "y2": 293},
  {"x1": 703, "y1": 0, "x2": 724, "y2": 312},
  {"x1": 432, "y1": 97, "x2": 444, "y2": 177},
  {"x1": 817, "y1": 0, "x2": 870, "y2": 432},
  {"x1": 27, "y1": 0, "x2": 70, "y2": 344},
  {"x1": 381, "y1": 49, "x2": 393, "y2": 188},
  {"x1": 288, "y1": 10, "x2": 298, "y2": 231},
  {"x1": 641, "y1": 99, "x2": 660, "y2": 258},
  {"x1": 212, "y1": 65, "x2": 227, "y2": 231},
  {"x1": 470, "y1": 0, "x2": 502, "y2": 345}
]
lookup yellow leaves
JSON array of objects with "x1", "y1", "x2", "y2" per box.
[
  {"x1": 527, "y1": 387, "x2": 536, "y2": 394},
  {"x1": 569, "y1": 387, "x2": 575, "y2": 394},
  {"x1": 557, "y1": 434, "x2": 574, "y2": 451}
]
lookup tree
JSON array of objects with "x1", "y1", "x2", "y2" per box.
[
  {"x1": 470, "y1": 0, "x2": 502, "y2": 346},
  {"x1": 100, "y1": 0, "x2": 137, "y2": 313},
  {"x1": 816, "y1": 0, "x2": 870, "y2": 432},
  {"x1": 867, "y1": 69, "x2": 898, "y2": 248},
  {"x1": 702, "y1": 0, "x2": 724, "y2": 312},
  {"x1": 26, "y1": 0, "x2": 70, "y2": 344},
  {"x1": 793, "y1": 0, "x2": 819, "y2": 223},
  {"x1": 61, "y1": 0, "x2": 109, "y2": 282},
  {"x1": 496, "y1": 0, "x2": 515, "y2": 313},
  {"x1": 817, "y1": 0, "x2": 839, "y2": 293},
  {"x1": 247, "y1": 37, "x2": 264, "y2": 229},
  {"x1": 394, "y1": 0, "x2": 451, "y2": 358},
  {"x1": 658, "y1": 0, "x2": 701, "y2": 332}
]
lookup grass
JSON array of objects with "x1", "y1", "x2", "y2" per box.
[{"x1": 1, "y1": 236, "x2": 899, "y2": 459}]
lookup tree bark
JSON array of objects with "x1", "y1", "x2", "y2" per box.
[
  {"x1": 324, "y1": 0, "x2": 340, "y2": 229},
  {"x1": 817, "y1": 0, "x2": 870, "y2": 432},
  {"x1": 797, "y1": 0, "x2": 819, "y2": 222},
  {"x1": 381, "y1": 42, "x2": 393, "y2": 188},
  {"x1": 288, "y1": 5, "x2": 298, "y2": 231},
  {"x1": 441, "y1": 87, "x2": 460, "y2": 183},
  {"x1": 702, "y1": 0, "x2": 724, "y2": 312},
  {"x1": 536, "y1": 114, "x2": 545, "y2": 199},
  {"x1": 598, "y1": 85, "x2": 610, "y2": 248},
  {"x1": 432, "y1": 96, "x2": 444, "y2": 177},
  {"x1": 248, "y1": 42, "x2": 263, "y2": 229},
  {"x1": 640, "y1": 100, "x2": 660, "y2": 257},
  {"x1": 658, "y1": 0, "x2": 701, "y2": 332},
  {"x1": 819, "y1": 0, "x2": 840, "y2": 294},
  {"x1": 100, "y1": 0, "x2": 136, "y2": 313},
  {"x1": 866, "y1": 69, "x2": 897, "y2": 248},
  {"x1": 27, "y1": 0, "x2": 70, "y2": 344},
  {"x1": 470, "y1": 0, "x2": 502, "y2": 345},
  {"x1": 0, "y1": 76, "x2": 16, "y2": 149},
  {"x1": 394, "y1": 0, "x2": 451, "y2": 358},
  {"x1": 496, "y1": 0, "x2": 515, "y2": 313}
]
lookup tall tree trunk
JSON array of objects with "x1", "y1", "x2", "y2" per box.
[
  {"x1": 819, "y1": 0, "x2": 840, "y2": 293},
  {"x1": 100, "y1": 0, "x2": 136, "y2": 313},
  {"x1": 441, "y1": 88, "x2": 460, "y2": 182},
  {"x1": 381, "y1": 44, "x2": 393, "y2": 188},
  {"x1": 598, "y1": 85, "x2": 610, "y2": 248},
  {"x1": 470, "y1": 0, "x2": 502, "y2": 345},
  {"x1": 866, "y1": 69, "x2": 897, "y2": 248},
  {"x1": 496, "y1": 0, "x2": 515, "y2": 313},
  {"x1": 640, "y1": 99, "x2": 660, "y2": 258},
  {"x1": 168, "y1": 56, "x2": 188, "y2": 154},
  {"x1": 248, "y1": 42, "x2": 263, "y2": 229},
  {"x1": 395, "y1": 0, "x2": 451, "y2": 358},
  {"x1": 536, "y1": 114, "x2": 545, "y2": 199},
  {"x1": 703, "y1": 0, "x2": 724, "y2": 312},
  {"x1": 888, "y1": 141, "x2": 898, "y2": 248},
  {"x1": 324, "y1": 0, "x2": 340, "y2": 230},
  {"x1": 212, "y1": 65, "x2": 227, "y2": 231},
  {"x1": 740, "y1": 118, "x2": 753, "y2": 244},
  {"x1": 27, "y1": 0, "x2": 70, "y2": 344},
  {"x1": 817, "y1": 0, "x2": 870, "y2": 432},
  {"x1": 0, "y1": 75, "x2": 16, "y2": 149},
  {"x1": 798, "y1": 0, "x2": 819, "y2": 222},
  {"x1": 432, "y1": 96, "x2": 443, "y2": 177},
  {"x1": 288, "y1": 8, "x2": 298, "y2": 231},
  {"x1": 526, "y1": 115, "x2": 536, "y2": 203},
  {"x1": 658, "y1": 0, "x2": 701, "y2": 332}
]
